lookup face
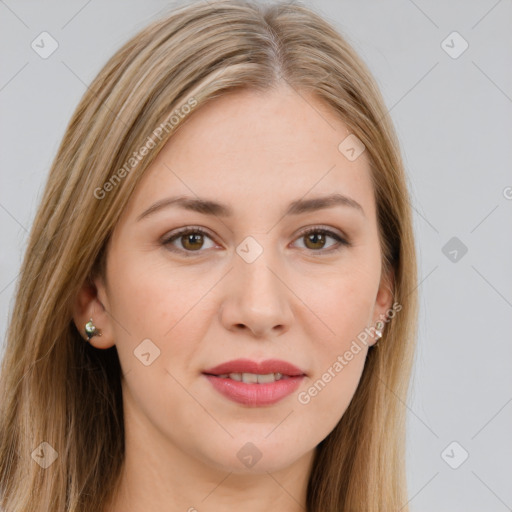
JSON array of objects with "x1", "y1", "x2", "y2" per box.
[{"x1": 75, "y1": 85, "x2": 393, "y2": 476}]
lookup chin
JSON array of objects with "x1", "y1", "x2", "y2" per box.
[{"x1": 200, "y1": 442, "x2": 302, "y2": 475}]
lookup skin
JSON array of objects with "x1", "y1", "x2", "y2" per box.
[{"x1": 73, "y1": 84, "x2": 393, "y2": 512}]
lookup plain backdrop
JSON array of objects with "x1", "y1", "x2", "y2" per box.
[{"x1": 1, "y1": 1, "x2": 511, "y2": 510}]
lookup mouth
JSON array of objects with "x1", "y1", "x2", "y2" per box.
[
  {"x1": 202, "y1": 371, "x2": 296, "y2": 383},
  {"x1": 201, "y1": 359, "x2": 307, "y2": 406}
]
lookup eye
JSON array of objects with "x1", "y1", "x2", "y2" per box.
[
  {"x1": 162, "y1": 226, "x2": 217, "y2": 255},
  {"x1": 292, "y1": 226, "x2": 350, "y2": 254},
  {"x1": 161, "y1": 225, "x2": 350, "y2": 256}
]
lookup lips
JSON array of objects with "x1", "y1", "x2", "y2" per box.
[
  {"x1": 202, "y1": 359, "x2": 307, "y2": 406},
  {"x1": 202, "y1": 358, "x2": 306, "y2": 377}
]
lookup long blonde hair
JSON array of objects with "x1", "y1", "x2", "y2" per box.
[{"x1": 0, "y1": 1, "x2": 418, "y2": 510}]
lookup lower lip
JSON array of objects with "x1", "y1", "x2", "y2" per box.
[{"x1": 203, "y1": 374, "x2": 304, "y2": 406}]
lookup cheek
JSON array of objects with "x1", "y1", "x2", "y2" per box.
[
  {"x1": 295, "y1": 350, "x2": 367, "y2": 445},
  {"x1": 106, "y1": 254, "x2": 219, "y2": 374},
  {"x1": 107, "y1": 253, "x2": 208, "y2": 334},
  {"x1": 291, "y1": 264, "x2": 377, "y2": 432},
  {"x1": 299, "y1": 259, "x2": 379, "y2": 346},
  {"x1": 105, "y1": 257, "x2": 211, "y2": 422},
  {"x1": 295, "y1": 288, "x2": 373, "y2": 440}
]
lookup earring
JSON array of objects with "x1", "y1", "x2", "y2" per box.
[
  {"x1": 84, "y1": 318, "x2": 102, "y2": 341},
  {"x1": 374, "y1": 320, "x2": 385, "y2": 343}
]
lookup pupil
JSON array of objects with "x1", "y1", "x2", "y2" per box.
[
  {"x1": 307, "y1": 232, "x2": 325, "y2": 249},
  {"x1": 184, "y1": 233, "x2": 202, "y2": 249}
]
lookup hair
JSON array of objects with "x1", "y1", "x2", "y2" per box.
[{"x1": 0, "y1": 0, "x2": 418, "y2": 510}]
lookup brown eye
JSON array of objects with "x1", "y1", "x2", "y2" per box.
[
  {"x1": 181, "y1": 232, "x2": 205, "y2": 251},
  {"x1": 295, "y1": 227, "x2": 349, "y2": 253},
  {"x1": 161, "y1": 225, "x2": 349, "y2": 257},
  {"x1": 303, "y1": 231, "x2": 328, "y2": 250},
  {"x1": 162, "y1": 227, "x2": 216, "y2": 255}
]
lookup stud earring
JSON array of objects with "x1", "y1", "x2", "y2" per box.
[
  {"x1": 84, "y1": 318, "x2": 102, "y2": 341},
  {"x1": 374, "y1": 320, "x2": 385, "y2": 342}
]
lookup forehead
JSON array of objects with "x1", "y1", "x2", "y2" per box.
[{"x1": 123, "y1": 86, "x2": 376, "y2": 223}]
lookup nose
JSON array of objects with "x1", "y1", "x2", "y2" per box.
[{"x1": 219, "y1": 245, "x2": 294, "y2": 339}]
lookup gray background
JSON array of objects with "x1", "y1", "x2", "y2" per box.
[{"x1": 1, "y1": 1, "x2": 511, "y2": 510}]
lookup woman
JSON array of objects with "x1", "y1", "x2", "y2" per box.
[{"x1": 0, "y1": 0, "x2": 418, "y2": 510}]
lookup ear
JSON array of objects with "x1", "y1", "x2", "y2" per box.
[
  {"x1": 368, "y1": 265, "x2": 395, "y2": 346},
  {"x1": 72, "y1": 274, "x2": 115, "y2": 349}
]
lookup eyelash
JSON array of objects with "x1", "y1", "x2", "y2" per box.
[{"x1": 161, "y1": 225, "x2": 350, "y2": 257}]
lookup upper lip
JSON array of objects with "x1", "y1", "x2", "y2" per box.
[{"x1": 203, "y1": 358, "x2": 307, "y2": 377}]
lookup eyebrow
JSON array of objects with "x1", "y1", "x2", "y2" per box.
[{"x1": 136, "y1": 192, "x2": 365, "y2": 222}]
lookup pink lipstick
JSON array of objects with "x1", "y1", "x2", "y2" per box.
[{"x1": 202, "y1": 358, "x2": 306, "y2": 406}]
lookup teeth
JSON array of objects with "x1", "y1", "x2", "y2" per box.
[
  {"x1": 256, "y1": 372, "x2": 284, "y2": 383},
  {"x1": 216, "y1": 372, "x2": 287, "y2": 383},
  {"x1": 256, "y1": 373, "x2": 276, "y2": 384}
]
